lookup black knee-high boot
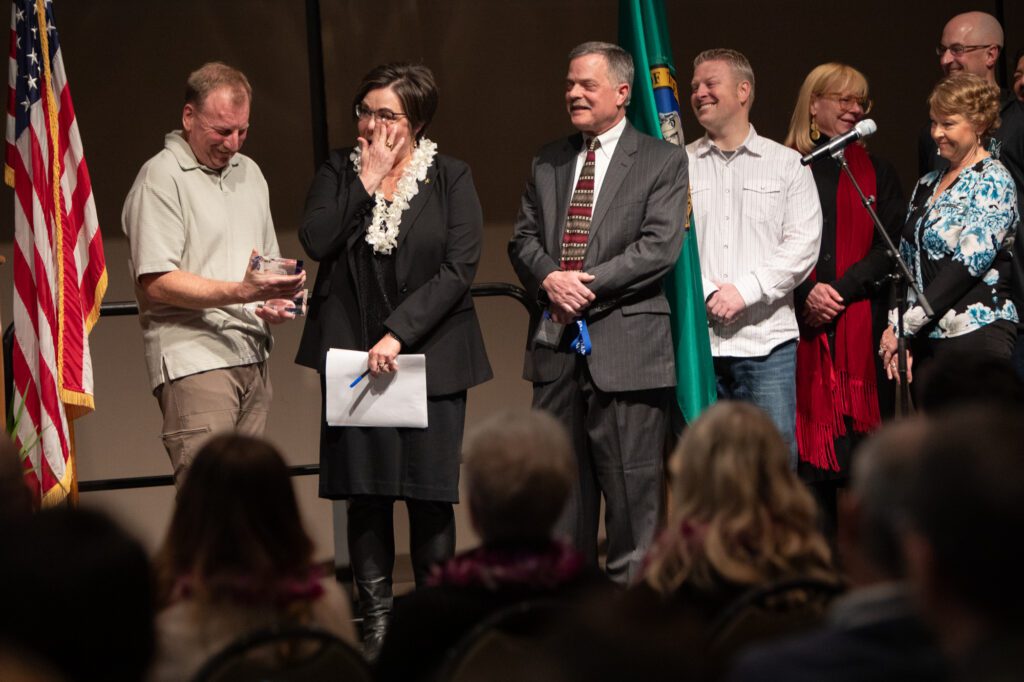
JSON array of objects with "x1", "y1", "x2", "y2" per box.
[
  {"x1": 348, "y1": 496, "x2": 395, "y2": 661},
  {"x1": 407, "y1": 500, "x2": 456, "y2": 587}
]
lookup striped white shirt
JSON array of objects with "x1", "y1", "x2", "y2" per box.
[{"x1": 687, "y1": 125, "x2": 822, "y2": 357}]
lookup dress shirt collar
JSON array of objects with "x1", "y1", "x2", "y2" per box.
[
  {"x1": 582, "y1": 115, "x2": 628, "y2": 160},
  {"x1": 693, "y1": 123, "x2": 767, "y2": 159}
]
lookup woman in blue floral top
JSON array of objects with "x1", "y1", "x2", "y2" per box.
[{"x1": 880, "y1": 73, "x2": 1020, "y2": 382}]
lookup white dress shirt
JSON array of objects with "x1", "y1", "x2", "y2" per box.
[
  {"x1": 687, "y1": 125, "x2": 822, "y2": 357},
  {"x1": 570, "y1": 116, "x2": 627, "y2": 205}
]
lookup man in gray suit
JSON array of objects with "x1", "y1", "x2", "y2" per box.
[{"x1": 509, "y1": 41, "x2": 688, "y2": 584}]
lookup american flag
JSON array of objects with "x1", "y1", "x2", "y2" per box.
[{"x1": 4, "y1": 0, "x2": 106, "y2": 505}]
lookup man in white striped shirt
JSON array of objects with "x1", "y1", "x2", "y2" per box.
[{"x1": 686, "y1": 48, "x2": 822, "y2": 466}]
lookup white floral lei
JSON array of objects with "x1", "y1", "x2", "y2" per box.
[{"x1": 350, "y1": 138, "x2": 438, "y2": 255}]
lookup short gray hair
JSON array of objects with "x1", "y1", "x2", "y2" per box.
[
  {"x1": 463, "y1": 409, "x2": 574, "y2": 543},
  {"x1": 569, "y1": 41, "x2": 634, "y2": 92},
  {"x1": 694, "y1": 48, "x2": 755, "y2": 103}
]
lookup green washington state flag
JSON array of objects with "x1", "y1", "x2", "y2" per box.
[{"x1": 619, "y1": 0, "x2": 717, "y2": 423}]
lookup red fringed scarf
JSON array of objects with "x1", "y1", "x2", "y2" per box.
[{"x1": 796, "y1": 143, "x2": 881, "y2": 471}]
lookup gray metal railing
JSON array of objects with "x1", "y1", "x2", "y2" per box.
[{"x1": 3, "y1": 282, "x2": 534, "y2": 493}]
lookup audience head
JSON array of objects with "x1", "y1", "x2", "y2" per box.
[
  {"x1": 644, "y1": 401, "x2": 834, "y2": 595},
  {"x1": 565, "y1": 41, "x2": 633, "y2": 135},
  {"x1": 0, "y1": 507, "x2": 155, "y2": 682},
  {"x1": 0, "y1": 434, "x2": 32, "y2": 525},
  {"x1": 463, "y1": 409, "x2": 574, "y2": 544},
  {"x1": 156, "y1": 433, "x2": 315, "y2": 606},
  {"x1": 840, "y1": 417, "x2": 930, "y2": 584},
  {"x1": 691, "y1": 48, "x2": 755, "y2": 137},
  {"x1": 785, "y1": 62, "x2": 871, "y2": 155},
  {"x1": 917, "y1": 351, "x2": 1024, "y2": 414},
  {"x1": 938, "y1": 12, "x2": 1003, "y2": 80},
  {"x1": 352, "y1": 62, "x2": 438, "y2": 142},
  {"x1": 904, "y1": 408, "x2": 1024, "y2": 653}
]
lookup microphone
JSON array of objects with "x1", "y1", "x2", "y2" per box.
[{"x1": 800, "y1": 119, "x2": 877, "y2": 166}]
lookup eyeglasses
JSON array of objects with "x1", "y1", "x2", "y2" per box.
[
  {"x1": 935, "y1": 43, "x2": 993, "y2": 57},
  {"x1": 354, "y1": 104, "x2": 408, "y2": 124},
  {"x1": 817, "y1": 92, "x2": 873, "y2": 114}
]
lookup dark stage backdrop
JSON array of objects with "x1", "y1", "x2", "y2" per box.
[{"x1": 0, "y1": 0, "x2": 1018, "y2": 559}]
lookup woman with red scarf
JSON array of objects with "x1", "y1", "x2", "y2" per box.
[{"x1": 784, "y1": 64, "x2": 905, "y2": 533}]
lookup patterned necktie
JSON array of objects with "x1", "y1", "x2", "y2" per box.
[{"x1": 560, "y1": 137, "x2": 601, "y2": 271}]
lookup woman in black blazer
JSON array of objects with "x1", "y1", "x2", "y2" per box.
[{"x1": 295, "y1": 62, "x2": 492, "y2": 659}]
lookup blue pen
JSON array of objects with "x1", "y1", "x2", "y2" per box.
[{"x1": 349, "y1": 369, "x2": 371, "y2": 388}]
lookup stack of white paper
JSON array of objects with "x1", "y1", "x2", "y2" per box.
[{"x1": 325, "y1": 348, "x2": 428, "y2": 428}]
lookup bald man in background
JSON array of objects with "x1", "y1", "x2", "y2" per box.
[{"x1": 918, "y1": 11, "x2": 1024, "y2": 375}]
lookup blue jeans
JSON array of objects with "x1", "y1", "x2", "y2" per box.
[{"x1": 713, "y1": 340, "x2": 798, "y2": 470}]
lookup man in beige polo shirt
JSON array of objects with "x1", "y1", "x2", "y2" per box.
[{"x1": 122, "y1": 62, "x2": 305, "y2": 484}]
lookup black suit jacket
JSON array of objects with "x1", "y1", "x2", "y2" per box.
[
  {"x1": 729, "y1": 585, "x2": 942, "y2": 679},
  {"x1": 728, "y1": 612, "x2": 945, "y2": 682},
  {"x1": 295, "y1": 150, "x2": 492, "y2": 396}
]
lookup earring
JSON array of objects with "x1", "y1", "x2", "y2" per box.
[{"x1": 810, "y1": 115, "x2": 821, "y2": 142}]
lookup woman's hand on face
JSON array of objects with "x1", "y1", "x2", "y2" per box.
[
  {"x1": 357, "y1": 122, "x2": 406, "y2": 196},
  {"x1": 368, "y1": 334, "x2": 402, "y2": 377}
]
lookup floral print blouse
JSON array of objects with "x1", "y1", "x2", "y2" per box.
[{"x1": 895, "y1": 156, "x2": 1019, "y2": 339}]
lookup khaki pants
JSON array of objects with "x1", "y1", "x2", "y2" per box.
[{"x1": 155, "y1": 362, "x2": 272, "y2": 487}]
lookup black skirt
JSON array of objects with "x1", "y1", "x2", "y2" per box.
[{"x1": 318, "y1": 386, "x2": 467, "y2": 503}]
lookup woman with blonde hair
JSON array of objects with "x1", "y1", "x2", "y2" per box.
[
  {"x1": 879, "y1": 73, "x2": 1019, "y2": 384},
  {"x1": 785, "y1": 64, "x2": 905, "y2": 531},
  {"x1": 644, "y1": 401, "x2": 836, "y2": 602}
]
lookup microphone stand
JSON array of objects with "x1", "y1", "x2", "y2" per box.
[{"x1": 831, "y1": 147, "x2": 933, "y2": 416}]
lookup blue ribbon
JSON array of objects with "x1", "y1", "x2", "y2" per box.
[
  {"x1": 542, "y1": 311, "x2": 592, "y2": 356},
  {"x1": 570, "y1": 319, "x2": 592, "y2": 356}
]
